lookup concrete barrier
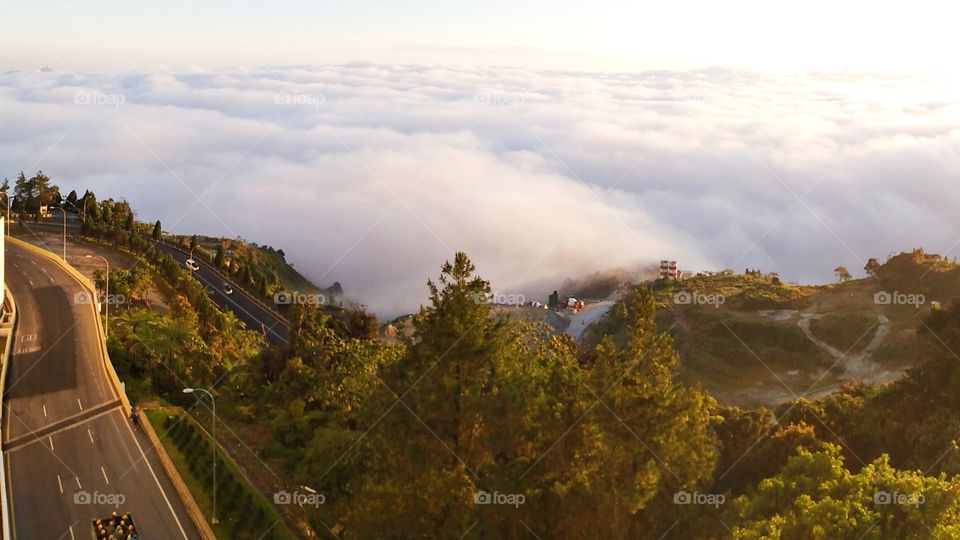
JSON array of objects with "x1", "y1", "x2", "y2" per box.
[
  {"x1": 138, "y1": 407, "x2": 217, "y2": 540},
  {"x1": 0, "y1": 287, "x2": 18, "y2": 539},
  {"x1": 6, "y1": 236, "x2": 132, "y2": 417}
]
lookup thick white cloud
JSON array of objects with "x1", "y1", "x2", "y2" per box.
[{"x1": 2, "y1": 65, "x2": 959, "y2": 316}]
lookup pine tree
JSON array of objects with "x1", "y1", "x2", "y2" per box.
[
  {"x1": 152, "y1": 220, "x2": 162, "y2": 240},
  {"x1": 214, "y1": 243, "x2": 225, "y2": 268}
]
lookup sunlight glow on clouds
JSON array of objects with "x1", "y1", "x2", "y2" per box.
[{"x1": 2, "y1": 65, "x2": 960, "y2": 315}]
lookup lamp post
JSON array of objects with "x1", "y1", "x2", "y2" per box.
[
  {"x1": 183, "y1": 388, "x2": 218, "y2": 525},
  {"x1": 55, "y1": 207, "x2": 67, "y2": 260},
  {"x1": 85, "y1": 254, "x2": 109, "y2": 336}
]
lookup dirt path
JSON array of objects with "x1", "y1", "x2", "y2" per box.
[{"x1": 797, "y1": 312, "x2": 890, "y2": 380}]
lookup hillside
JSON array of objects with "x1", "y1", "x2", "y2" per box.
[
  {"x1": 173, "y1": 234, "x2": 343, "y2": 302},
  {"x1": 585, "y1": 249, "x2": 954, "y2": 407}
]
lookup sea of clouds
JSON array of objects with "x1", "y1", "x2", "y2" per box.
[{"x1": 2, "y1": 64, "x2": 959, "y2": 316}]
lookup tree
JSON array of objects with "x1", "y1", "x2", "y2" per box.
[
  {"x1": 100, "y1": 203, "x2": 112, "y2": 225},
  {"x1": 190, "y1": 234, "x2": 199, "y2": 252},
  {"x1": 0, "y1": 178, "x2": 9, "y2": 215},
  {"x1": 123, "y1": 213, "x2": 134, "y2": 232},
  {"x1": 727, "y1": 444, "x2": 960, "y2": 538},
  {"x1": 257, "y1": 274, "x2": 268, "y2": 297},
  {"x1": 30, "y1": 171, "x2": 58, "y2": 209},
  {"x1": 214, "y1": 243, "x2": 225, "y2": 268},
  {"x1": 13, "y1": 172, "x2": 29, "y2": 212},
  {"x1": 341, "y1": 256, "x2": 719, "y2": 538},
  {"x1": 834, "y1": 266, "x2": 852, "y2": 282},
  {"x1": 152, "y1": 220, "x2": 162, "y2": 241},
  {"x1": 864, "y1": 257, "x2": 881, "y2": 277},
  {"x1": 66, "y1": 189, "x2": 78, "y2": 208}
]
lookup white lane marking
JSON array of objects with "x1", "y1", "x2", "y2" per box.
[
  {"x1": 41, "y1": 268, "x2": 48, "y2": 274},
  {"x1": 69, "y1": 525, "x2": 75, "y2": 540},
  {"x1": 48, "y1": 436, "x2": 53, "y2": 451},
  {"x1": 88, "y1": 428, "x2": 95, "y2": 444},
  {"x1": 57, "y1": 474, "x2": 63, "y2": 494},
  {"x1": 122, "y1": 413, "x2": 190, "y2": 539},
  {"x1": 75, "y1": 476, "x2": 82, "y2": 489},
  {"x1": 42, "y1": 404, "x2": 47, "y2": 418},
  {"x1": 101, "y1": 466, "x2": 110, "y2": 485},
  {"x1": 28, "y1": 279, "x2": 33, "y2": 287},
  {"x1": 77, "y1": 398, "x2": 83, "y2": 411}
]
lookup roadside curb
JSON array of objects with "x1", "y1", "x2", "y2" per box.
[
  {"x1": 139, "y1": 407, "x2": 217, "y2": 540},
  {"x1": 5, "y1": 237, "x2": 132, "y2": 417},
  {"x1": 1, "y1": 284, "x2": 19, "y2": 540}
]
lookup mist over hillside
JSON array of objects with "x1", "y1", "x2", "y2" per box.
[{"x1": 4, "y1": 67, "x2": 960, "y2": 315}]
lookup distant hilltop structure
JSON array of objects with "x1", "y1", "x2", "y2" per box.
[{"x1": 659, "y1": 260, "x2": 682, "y2": 279}]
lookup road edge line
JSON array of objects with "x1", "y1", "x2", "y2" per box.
[{"x1": 138, "y1": 407, "x2": 216, "y2": 540}]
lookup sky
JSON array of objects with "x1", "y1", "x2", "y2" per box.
[
  {"x1": 2, "y1": 0, "x2": 960, "y2": 73},
  {"x1": 1, "y1": 3, "x2": 960, "y2": 316}
]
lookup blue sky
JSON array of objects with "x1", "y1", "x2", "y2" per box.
[{"x1": 2, "y1": 0, "x2": 958, "y2": 73}]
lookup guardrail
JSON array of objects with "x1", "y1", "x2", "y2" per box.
[{"x1": 1, "y1": 285, "x2": 19, "y2": 540}]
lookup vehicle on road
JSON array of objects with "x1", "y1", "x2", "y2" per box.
[
  {"x1": 224, "y1": 283, "x2": 234, "y2": 295},
  {"x1": 185, "y1": 258, "x2": 200, "y2": 271},
  {"x1": 92, "y1": 512, "x2": 139, "y2": 539}
]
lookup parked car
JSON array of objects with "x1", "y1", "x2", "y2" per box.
[{"x1": 185, "y1": 258, "x2": 200, "y2": 271}]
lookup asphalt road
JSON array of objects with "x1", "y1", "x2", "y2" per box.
[
  {"x1": 149, "y1": 241, "x2": 289, "y2": 345},
  {"x1": 2, "y1": 241, "x2": 203, "y2": 539},
  {"x1": 24, "y1": 216, "x2": 289, "y2": 346}
]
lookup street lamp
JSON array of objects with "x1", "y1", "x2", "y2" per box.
[
  {"x1": 85, "y1": 254, "x2": 110, "y2": 337},
  {"x1": 55, "y1": 206, "x2": 67, "y2": 260},
  {"x1": 183, "y1": 387, "x2": 218, "y2": 525}
]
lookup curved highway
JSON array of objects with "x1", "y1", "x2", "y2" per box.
[
  {"x1": 2, "y1": 240, "x2": 202, "y2": 539},
  {"x1": 24, "y1": 217, "x2": 289, "y2": 346}
]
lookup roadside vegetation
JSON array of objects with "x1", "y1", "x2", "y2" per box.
[
  {"x1": 14, "y1": 173, "x2": 960, "y2": 536},
  {"x1": 146, "y1": 409, "x2": 297, "y2": 540}
]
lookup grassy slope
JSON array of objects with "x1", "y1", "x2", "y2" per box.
[
  {"x1": 189, "y1": 236, "x2": 321, "y2": 292},
  {"x1": 145, "y1": 408, "x2": 298, "y2": 540},
  {"x1": 585, "y1": 251, "x2": 954, "y2": 407}
]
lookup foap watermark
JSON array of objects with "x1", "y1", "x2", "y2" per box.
[
  {"x1": 474, "y1": 92, "x2": 523, "y2": 108},
  {"x1": 474, "y1": 490, "x2": 525, "y2": 508},
  {"x1": 874, "y1": 490, "x2": 924, "y2": 507},
  {"x1": 74, "y1": 490, "x2": 126, "y2": 508},
  {"x1": 673, "y1": 490, "x2": 725, "y2": 508},
  {"x1": 673, "y1": 291, "x2": 725, "y2": 308},
  {"x1": 274, "y1": 290, "x2": 326, "y2": 306},
  {"x1": 274, "y1": 92, "x2": 325, "y2": 108},
  {"x1": 74, "y1": 291, "x2": 125, "y2": 306},
  {"x1": 273, "y1": 489, "x2": 325, "y2": 508},
  {"x1": 874, "y1": 291, "x2": 925, "y2": 308},
  {"x1": 472, "y1": 291, "x2": 526, "y2": 306},
  {"x1": 74, "y1": 91, "x2": 125, "y2": 108}
]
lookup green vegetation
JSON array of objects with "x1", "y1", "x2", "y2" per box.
[
  {"x1": 808, "y1": 311, "x2": 879, "y2": 353},
  {"x1": 147, "y1": 409, "x2": 297, "y2": 540},
  {"x1": 27, "y1": 178, "x2": 960, "y2": 537}
]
